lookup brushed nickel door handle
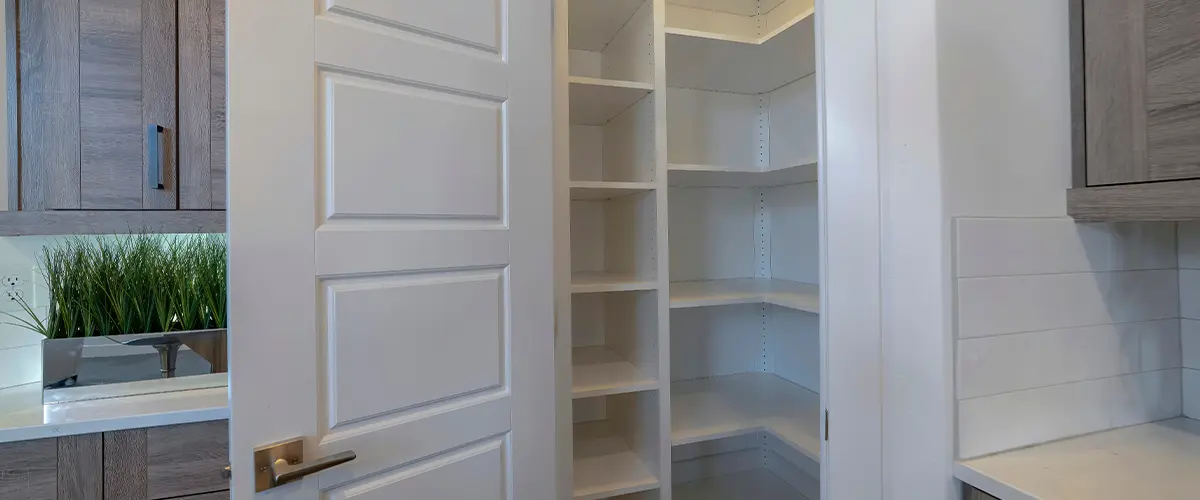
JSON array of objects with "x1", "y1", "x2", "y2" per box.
[
  {"x1": 253, "y1": 437, "x2": 356, "y2": 492},
  {"x1": 271, "y1": 450, "x2": 357, "y2": 486}
]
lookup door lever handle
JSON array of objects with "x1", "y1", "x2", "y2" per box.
[
  {"x1": 271, "y1": 450, "x2": 356, "y2": 486},
  {"x1": 253, "y1": 437, "x2": 355, "y2": 492}
]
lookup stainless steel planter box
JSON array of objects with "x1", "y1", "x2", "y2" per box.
[{"x1": 42, "y1": 328, "x2": 227, "y2": 404}]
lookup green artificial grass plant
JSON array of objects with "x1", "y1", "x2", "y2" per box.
[{"x1": 4, "y1": 233, "x2": 227, "y2": 339}]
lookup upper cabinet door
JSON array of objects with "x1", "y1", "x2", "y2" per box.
[
  {"x1": 17, "y1": 0, "x2": 224, "y2": 210},
  {"x1": 1084, "y1": 0, "x2": 1200, "y2": 186},
  {"x1": 177, "y1": 0, "x2": 225, "y2": 210}
]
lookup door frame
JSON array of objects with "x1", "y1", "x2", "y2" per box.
[{"x1": 819, "y1": 0, "x2": 956, "y2": 499}]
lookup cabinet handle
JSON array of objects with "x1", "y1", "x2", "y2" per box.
[{"x1": 147, "y1": 124, "x2": 165, "y2": 190}]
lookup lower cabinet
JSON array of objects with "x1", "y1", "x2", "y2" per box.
[
  {"x1": 0, "y1": 420, "x2": 228, "y2": 500},
  {"x1": 963, "y1": 484, "x2": 1001, "y2": 500}
]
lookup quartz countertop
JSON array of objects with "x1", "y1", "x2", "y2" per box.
[
  {"x1": 0, "y1": 375, "x2": 229, "y2": 444},
  {"x1": 956, "y1": 418, "x2": 1200, "y2": 500}
]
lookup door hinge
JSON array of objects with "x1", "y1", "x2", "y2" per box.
[{"x1": 824, "y1": 410, "x2": 829, "y2": 441}]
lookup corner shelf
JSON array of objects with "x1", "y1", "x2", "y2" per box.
[
  {"x1": 570, "y1": 181, "x2": 657, "y2": 200},
  {"x1": 572, "y1": 346, "x2": 658, "y2": 399},
  {"x1": 572, "y1": 272, "x2": 657, "y2": 294},
  {"x1": 671, "y1": 372, "x2": 821, "y2": 464},
  {"x1": 667, "y1": 162, "x2": 818, "y2": 188},
  {"x1": 574, "y1": 420, "x2": 660, "y2": 500},
  {"x1": 674, "y1": 469, "x2": 805, "y2": 500},
  {"x1": 670, "y1": 278, "x2": 819, "y2": 314},
  {"x1": 569, "y1": 76, "x2": 654, "y2": 126}
]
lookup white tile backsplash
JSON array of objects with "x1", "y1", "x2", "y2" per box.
[
  {"x1": 1180, "y1": 222, "x2": 1200, "y2": 270},
  {"x1": 1182, "y1": 270, "x2": 1200, "y2": 321},
  {"x1": 1183, "y1": 320, "x2": 1200, "y2": 370},
  {"x1": 958, "y1": 270, "x2": 1179, "y2": 338},
  {"x1": 955, "y1": 217, "x2": 1184, "y2": 459},
  {"x1": 1185, "y1": 368, "x2": 1200, "y2": 419},
  {"x1": 956, "y1": 219, "x2": 1176, "y2": 278},
  {"x1": 958, "y1": 370, "x2": 1182, "y2": 459},
  {"x1": 0, "y1": 344, "x2": 39, "y2": 390},
  {"x1": 956, "y1": 320, "x2": 1177, "y2": 399}
]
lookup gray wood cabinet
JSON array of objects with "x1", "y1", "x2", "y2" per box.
[
  {"x1": 7, "y1": 0, "x2": 225, "y2": 216},
  {"x1": 1068, "y1": 0, "x2": 1200, "y2": 221},
  {"x1": 0, "y1": 420, "x2": 229, "y2": 500}
]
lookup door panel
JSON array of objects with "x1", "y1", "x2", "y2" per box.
[
  {"x1": 1145, "y1": 0, "x2": 1200, "y2": 181},
  {"x1": 19, "y1": 0, "x2": 81, "y2": 210},
  {"x1": 325, "y1": 271, "x2": 504, "y2": 426},
  {"x1": 324, "y1": 0, "x2": 501, "y2": 52},
  {"x1": 1083, "y1": 0, "x2": 1149, "y2": 186},
  {"x1": 325, "y1": 75, "x2": 502, "y2": 218},
  {"x1": 228, "y1": 0, "x2": 553, "y2": 498},
  {"x1": 325, "y1": 439, "x2": 506, "y2": 500},
  {"x1": 79, "y1": 0, "x2": 144, "y2": 209}
]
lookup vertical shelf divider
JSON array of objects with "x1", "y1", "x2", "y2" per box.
[{"x1": 651, "y1": 0, "x2": 674, "y2": 498}]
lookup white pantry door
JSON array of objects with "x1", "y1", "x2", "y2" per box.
[{"x1": 225, "y1": 1, "x2": 554, "y2": 499}]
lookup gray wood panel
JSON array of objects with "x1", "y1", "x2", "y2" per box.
[
  {"x1": 104, "y1": 428, "x2": 149, "y2": 500},
  {"x1": 141, "y1": 0, "x2": 176, "y2": 209},
  {"x1": 79, "y1": 0, "x2": 145, "y2": 209},
  {"x1": 1145, "y1": 0, "x2": 1200, "y2": 181},
  {"x1": 145, "y1": 420, "x2": 228, "y2": 499},
  {"x1": 58, "y1": 433, "x2": 102, "y2": 500},
  {"x1": 963, "y1": 484, "x2": 1001, "y2": 500},
  {"x1": 19, "y1": 0, "x2": 81, "y2": 209},
  {"x1": 0, "y1": 210, "x2": 225, "y2": 235},
  {"x1": 178, "y1": 0, "x2": 211, "y2": 209},
  {"x1": 1069, "y1": 0, "x2": 1087, "y2": 188},
  {"x1": 209, "y1": 0, "x2": 225, "y2": 210},
  {"x1": 0, "y1": 437, "x2": 56, "y2": 500},
  {"x1": 170, "y1": 492, "x2": 230, "y2": 500},
  {"x1": 1084, "y1": 0, "x2": 1150, "y2": 186},
  {"x1": 1068, "y1": 179, "x2": 1200, "y2": 221},
  {"x1": 6, "y1": 0, "x2": 19, "y2": 210}
]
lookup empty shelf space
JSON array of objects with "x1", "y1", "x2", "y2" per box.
[
  {"x1": 665, "y1": 9, "x2": 815, "y2": 94},
  {"x1": 664, "y1": 0, "x2": 813, "y2": 46},
  {"x1": 573, "y1": 272, "x2": 657, "y2": 294},
  {"x1": 574, "y1": 420, "x2": 660, "y2": 500},
  {"x1": 670, "y1": 278, "x2": 818, "y2": 313},
  {"x1": 572, "y1": 346, "x2": 658, "y2": 399},
  {"x1": 570, "y1": 181, "x2": 657, "y2": 200},
  {"x1": 569, "y1": 0, "x2": 650, "y2": 52},
  {"x1": 668, "y1": 162, "x2": 818, "y2": 187},
  {"x1": 956, "y1": 418, "x2": 1200, "y2": 500},
  {"x1": 674, "y1": 469, "x2": 809, "y2": 500},
  {"x1": 570, "y1": 77, "x2": 654, "y2": 126},
  {"x1": 672, "y1": 372, "x2": 821, "y2": 463}
]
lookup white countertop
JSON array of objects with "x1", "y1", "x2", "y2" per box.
[
  {"x1": 956, "y1": 418, "x2": 1200, "y2": 500},
  {"x1": 0, "y1": 378, "x2": 229, "y2": 443}
]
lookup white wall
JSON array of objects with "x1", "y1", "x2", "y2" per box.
[
  {"x1": 0, "y1": 236, "x2": 54, "y2": 389},
  {"x1": 941, "y1": 0, "x2": 1183, "y2": 460}
]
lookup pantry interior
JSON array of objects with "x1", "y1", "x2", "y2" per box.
[{"x1": 555, "y1": 0, "x2": 822, "y2": 498}]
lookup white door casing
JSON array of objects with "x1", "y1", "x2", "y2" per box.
[{"x1": 227, "y1": 0, "x2": 554, "y2": 498}]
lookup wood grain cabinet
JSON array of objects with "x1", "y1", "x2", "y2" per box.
[
  {"x1": 0, "y1": 420, "x2": 229, "y2": 500},
  {"x1": 3, "y1": 0, "x2": 226, "y2": 234},
  {"x1": 1067, "y1": 0, "x2": 1200, "y2": 220}
]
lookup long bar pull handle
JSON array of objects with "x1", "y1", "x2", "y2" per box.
[
  {"x1": 147, "y1": 124, "x2": 164, "y2": 189},
  {"x1": 271, "y1": 450, "x2": 357, "y2": 487}
]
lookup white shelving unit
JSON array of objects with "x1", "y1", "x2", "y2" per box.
[{"x1": 557, "y1": 0, "x2": 819, "y2": 497}]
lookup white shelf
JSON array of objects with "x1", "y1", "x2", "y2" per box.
[
  {"x1": 569, "y1": 76, "x2": 654, "y2": 126},
  {"x1": 670, "y1": 278, "x2": 819, "y2": 313},
  {"x1": 668, "y1": 162, "x2": 818, "y2": 188},
  {"x1": 672, "y1": 372, "x2": 821, "y2": 464},
  {"x1": 572, "y1": 346, "x2": 658, "y2": 399},
  {"x1": 572, "y1": 272, "x2": 657, "y2": 294},
  {"x1": 664, "y1": 0, "x2": 814, "y2": 46},
  {"x1": 570, "y1": 181, "x2": 656, "y2": 200},
  {"x1": 674, "y1": 469, "x2": 808, "y2": 500},
  {"x1": 574, "y1": 420, "x2": 660, "y2": 500},
  {"x1": 956, "y1": 418, "x2": 1200, "y2": 500}
]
